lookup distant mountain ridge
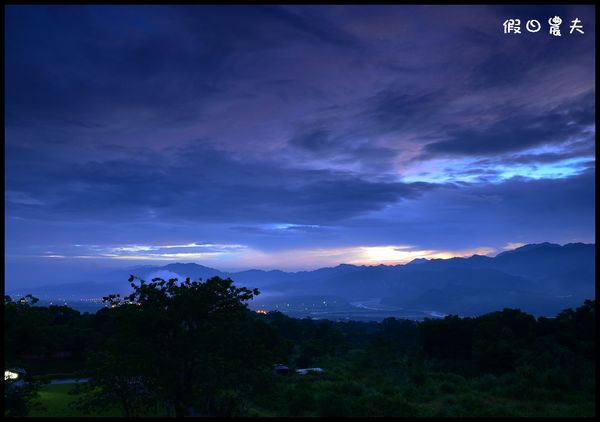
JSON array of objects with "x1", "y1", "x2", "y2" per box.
[{"x1": 11, "y1": 242, "x2": 595, "y2": 317}]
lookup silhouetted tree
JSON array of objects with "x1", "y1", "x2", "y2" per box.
[
  {"x1": 4, "y1": 295, "x2": 45, "y2": 417},
  {"x1": 75, "y1": 276, "x2": 281, "y2": 417}
]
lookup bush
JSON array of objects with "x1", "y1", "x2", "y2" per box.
[{"x1": 317, "y1": 392, "x2": 352, "y2": 417}]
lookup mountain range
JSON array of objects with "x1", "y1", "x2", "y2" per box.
[{"x1": 9, "y1": 242, "x2": 595, "y2": 317}]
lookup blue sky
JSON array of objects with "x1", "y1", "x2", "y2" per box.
[{"x1": 5, "y1": 5, "x2": 595, "y2": 286}]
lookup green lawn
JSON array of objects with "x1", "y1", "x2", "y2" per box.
[
  {"x1": 29, "y1": 383, "x2": 173, "y2": 417},
  {"x1": 29, "y1": 384, "x2": 123, "y2": 417},
  {"x1": 26, "y1": 381, "x2": 596, "y2": 417}
]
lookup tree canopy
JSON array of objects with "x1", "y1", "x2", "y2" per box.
[{"x1": 75, "y1": 275, "x2": 285, "y2": 417}]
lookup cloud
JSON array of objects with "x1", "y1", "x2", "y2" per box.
[
  {"x1": 5, "y1": 5, "x2": 360, "y2": 131},
  {"x1": 110, "y1": 242, "x2": 245, "y2": 254},
  {"x1": 289, "y1": 127, "x2": 337, "y2": 152},
  {"x1": 362, "y1": 89, "x2": 445, "y2": 135},
  {"x1": 502, "y1": 242, "x2": 525, "y2": 250},
  {"x1": 6, "y1": 191, "x2": 46, "y2": 206},
  {"x1": 38, "y1": 242, "x2": 499, "y2": 270},
  {"x1": 422, "y1": 91, "x2": 595, "y2": 158},
  {"x1": 367, "y1": 169, "x2": 596, "y2": 250},
  {"x1": 38, "y1": 242, "x2": 248, "y2": 262},
  {"x1": 6, "y1": 143, "x2": 437, "y2": 225},
  {"x1": 4, "y1": 5, "x2": 595, "y2": 277}
]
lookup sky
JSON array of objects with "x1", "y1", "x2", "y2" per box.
[{"x1": 4, "y1": 5, "x2": 595, "y2": 287}]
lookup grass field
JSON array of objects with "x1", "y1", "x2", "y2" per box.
[
  {"x1": 29, "y1": 384, "x2": 123, "y2": 417},
  {"x1": 29, "y1": 383, "x2": 173, "y2": 417},
  {"x1": 27, "y1": 381, "x2": 596, "y2": 417}
]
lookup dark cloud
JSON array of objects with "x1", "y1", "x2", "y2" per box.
[
  {"x1": 287, "y1": 122, "x2": 400, "y2": 172},
  {"x1": 364, "y1": 90, "x2": 444, "y2": 134},
  {"x1": 231, "y1": 224, "x2": 324, "y2": 236},
  {"x1": 254, "y1": 6, "x2": 361, "y2": 49},
  {"x1": 6, "y1": 143, "x2": 436, "y2": 225},
  {"x1": 5, "y1": 5, "x2": 359, "y2": 129},
  {"x1": 423, "y1": 91, "x2": 594, "y2": 157},
  {"x1": 5, "y1": 6, "x2": 224, "y2": 128},
  {"x1": 289, "y1": 127, "x2": 337, "y2": 152},
  {"x1": 453, "y1": 169, "x2": 596, "y2": 227},
  {"x1": 334, "y1": 169, "x2": 596, "y2": 251}
]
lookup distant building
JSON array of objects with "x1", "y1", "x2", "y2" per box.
[{"x1": 273, "y1": 364, "x2": 289, "y2": 375}]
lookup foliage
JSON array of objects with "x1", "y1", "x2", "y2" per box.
[
  {"x1": 4, "y1": 295, "x2": 46, "y2": 417},
  {"x1": 75, "y1": 275, "x2": 283, "y2": 417},
  {"x1": 4, "y1": 285, "x2": 595, "y2": 418},
  {"x1": 4, "y1": 378, "x2": 45, "y2": 417}
]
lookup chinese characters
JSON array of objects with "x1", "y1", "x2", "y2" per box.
[{"x1": 503, "y1": 17, "x2": 584, "y2": 36}]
